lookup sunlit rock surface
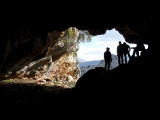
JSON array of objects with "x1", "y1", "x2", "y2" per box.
[{"x1": 2, "y1": 27, "x2": 80, "y2": 83}]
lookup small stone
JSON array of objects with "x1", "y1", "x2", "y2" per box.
[{"x1": 37, "y1": 80, "x2": 46, "y2": 84}]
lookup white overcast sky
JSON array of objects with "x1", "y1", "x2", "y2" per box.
[{"x1": 77, "y1": 28, "x2": 148, "y2": 61}]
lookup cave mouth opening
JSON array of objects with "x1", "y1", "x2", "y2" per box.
[
  {"x1": 0, "y1": 18, "x2": 154, "y2": 107},
  {"x1": 78, "y1": 28, "x2": 125, "y2": 61},
  {"x1": 78, "y1": 28, "x2": 127, "y2": 76},
  {"x1": 0, "y1": 26, "x2": 149, "y2": 89},
  {"x1": 77, "y1": 28, "x2": 149, "y2": 77}
]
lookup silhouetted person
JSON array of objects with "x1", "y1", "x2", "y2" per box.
[
  {"x1": 132, "y1": 41, "x2": 145, "y2": 57},
  {"x1": 123, "y1": 42, "x2": 131, "y2": 64},
  {"x1": 104, "y1": 47, "x2": 112, "y2": 70},
  {"x1": 117, "y1": 41, "x2": 123, "y2": 65}
]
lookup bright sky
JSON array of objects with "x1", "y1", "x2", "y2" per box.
[{"x1": 77, "y1": 28, "x2": 148, "y2": 61}]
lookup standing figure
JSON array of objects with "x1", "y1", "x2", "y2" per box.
[
  {"x1": 117, "y1": 41, "x2": 124, "y2": 65},
  {"x1": 123, "y1": 42, "x2": 131, "y2": 64},
  {"x1": 104, "y1": 47, "x2": 112, "y2": 71}
]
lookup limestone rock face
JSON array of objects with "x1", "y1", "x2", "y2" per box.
[
  {"x1": 3, "y1": 27, "x2": 80, "y2": 82},
  {"x1": 44, "y1": 53, "x2": 80, "y2": 82}
]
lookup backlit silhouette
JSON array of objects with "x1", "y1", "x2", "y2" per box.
[
  {"x1": 123, "y1": 42, "x2": 131, "y2": 64},
  {"x1": 117, "y1": 41, "x2": 123, "y2": 65},
  {"x1": 104, "y1": 47, "x2": 112, "y2": 70}
]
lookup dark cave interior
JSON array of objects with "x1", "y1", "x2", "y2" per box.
[{"x1": 0, "y1": 9, "x2": 158, "y2": 117}]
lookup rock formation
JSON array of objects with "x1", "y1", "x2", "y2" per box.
[
  {"x1": 0, "y1": 13, "x2": 156, "y2": 82},
  {"x1": 0, "y1": 7, "x2": 158, "y2": 117},
  {"x1": 0, "y1": 27, "x2": 80, "y2": 84}
]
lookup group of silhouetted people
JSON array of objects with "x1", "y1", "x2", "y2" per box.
[
  {"x1": 104, "y1": 41, "x2": 145, "y2": 70},
  {"x1": 117, "y1": 41, "x2": 131, "y2": 65}
]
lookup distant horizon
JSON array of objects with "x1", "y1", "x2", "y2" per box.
[{"x1": 78, "y1": 54, "x2": 117, "y2": 62}]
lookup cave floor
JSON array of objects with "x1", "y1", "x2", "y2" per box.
[
  {"x1": 0, "y1": 81, "x2": 73, "y2": 107},
  {"x1": 0, "y1": 78, "x2": 76, "y2": 88}
]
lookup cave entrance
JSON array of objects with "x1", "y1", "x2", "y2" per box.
[
  {"x1": 78, "y1": 28, "x2": 125, "y2": 61},
  {"x1": 77, "y1": 28, "x2": 148, "y2": 77},
  {"x1": 78, "y1": 28, "x2": 125, "y2": 76}
]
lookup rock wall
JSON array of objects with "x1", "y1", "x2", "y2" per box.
[
  {"x1": 0, "y1": 15, "x2": 156, "y2": 81},
  {"x1": 2, "y1": 27, "x2": 80, "y2": 82}
]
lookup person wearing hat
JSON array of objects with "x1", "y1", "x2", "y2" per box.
[{"x1": 104, "y1": 47, "x2": 112, "y2": 70}]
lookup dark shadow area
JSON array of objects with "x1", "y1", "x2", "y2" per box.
[
  {"x1": 0, "y1": 8, "x2": 158, "y2": 118},
  {"x1": 71, "y1": 48, "x2": 157, "y2": 114},
  {"x1": 0, "y1": 83, "x2": 72, "y2": 109},
  {"x1": 0, "y1": 49, "x2": 156, "y2": 115}
]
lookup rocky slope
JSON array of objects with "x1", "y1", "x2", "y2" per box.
[{"x1": 2, "y1": 27, "x2": 80, "y2": 85}]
